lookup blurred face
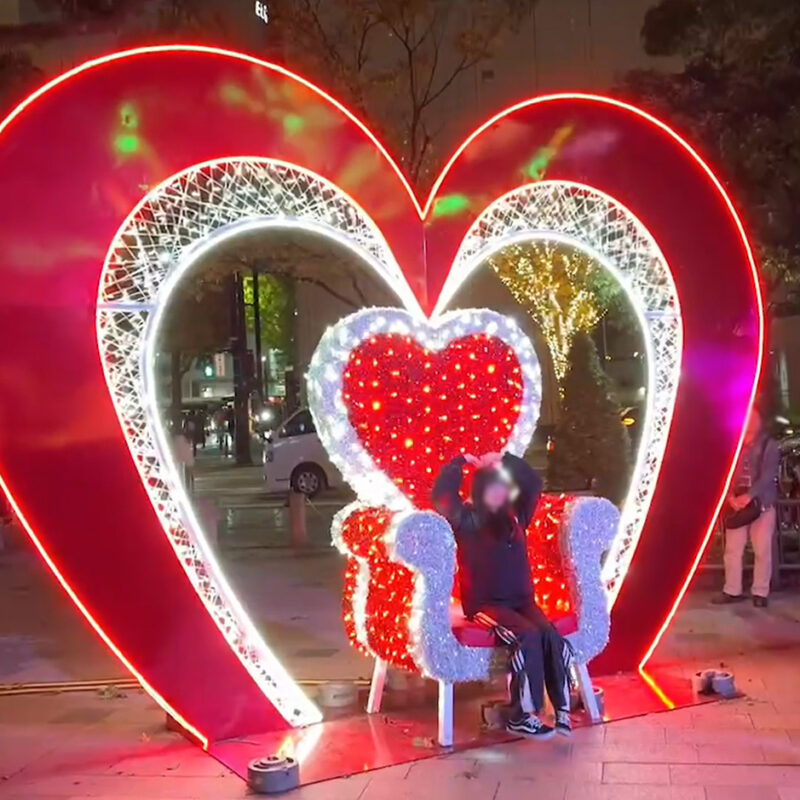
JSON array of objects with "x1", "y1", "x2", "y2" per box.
[
  {"x1": 483, "y1": 478, "x2": 511, "y2": 512},
  {"x1": 745, "y1": 410, "x2": 762, "y2": 443}
]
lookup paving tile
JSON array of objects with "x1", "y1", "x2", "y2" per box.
[
  {"x1": 496, "y1": 778, "x2": 567, "y2": 800},
  {"x1": 667, "y1": 726, "x2": 789, "y2": 746},
  {"x1": 0, "y1": 738, "x2": 60, "y2": 779},
  {"x1": 602, "y1": 763, "x2": 671, "y2": 785},
  {"x1": 479, "y1": 755, "x2": 601, "y2": 783},
  {"x1": 692, "y1": 711, "x2": 754, "y2": 730},
  {"x1": 361, "y1": 768, "x2": 497, "y2": 800},
  {"x1": 565, "y1": 785, "x2": 704, "y2": 800},
  {"x1": 604, "y1": 725, "x2": 667, "y2": 745},
  {"x1": 576, "y1": 744, "x2": 697, "y2": 764},
  {"x1": 671, "y1": 763, "x2": 800, "y2": 786},
  {"x1": 570, "y1": 724, "x2": 607, "y2": 744},
  {"x1": 705, "y1": 787, "x2": 781, "y2": 800},
  {"x1": 293, "y1": 772, "x2": 372, "y2": 800},
  {"x1": 751, "y1": 713, "x2": 800, "y2": 730},
  {"x1": 761, "y1": 744, "x2": 800, "y2": 766},
  {"x1": 405, "y1": 757, "x2": 481, "y2": 782},
  {"x1": 104, "y1": 746, "x2": 232, "y2": 778},
  {"x1": 696, "y1": 744, "x2": 765, "y2": 764},
  {"x1": 3, "y1": 773, "x2": 241, "y2": 798},
  {"x1": 479, "y1": 737, "x2": 572, "y2": 766}
]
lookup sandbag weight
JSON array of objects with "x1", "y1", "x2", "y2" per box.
[
  {"x1": 247, "y1": 756, "x2": 300, "y2": 794},
  {"x1": 711, "y1": 671, "x2": 737, "y2": 698}
]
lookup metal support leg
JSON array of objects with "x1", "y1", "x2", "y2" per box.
[
  {"x1": 367, "y1": 659, "x2": 387, "y2": 714},
  {"x1": 575, "y1": 662, "x2": 600, "y2": 722},
  {"x1": 438, "y1": 681, "x2": 453, "y2": 747}
]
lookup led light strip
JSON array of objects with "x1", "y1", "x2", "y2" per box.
[
  {"x1": 438, "y1": 181, "x2": 683, "y2": 604},
  {"x1": 97, "y1": 159, "x2": 419, "y2": 727},
  {"x1": 0, "y1": 471, "x2": 209, "y2": 747},
  {"x1": 0, "y1": 44, "x2": 762, "y2": 712}
]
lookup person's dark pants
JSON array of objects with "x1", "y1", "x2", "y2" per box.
[{"x1": 478, "y1": 602, "x2": 570, "y2": 720}]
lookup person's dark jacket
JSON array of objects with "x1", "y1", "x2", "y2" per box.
[{"x1": 432, "y1": 454, "x2": 542, "y2": 617}]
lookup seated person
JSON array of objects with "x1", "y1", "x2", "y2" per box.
[{"x1": 432, "y1": 451, "x2": 572, "y2": 739}]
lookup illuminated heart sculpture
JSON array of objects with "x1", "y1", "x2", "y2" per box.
[
  {"x1": 0, "y1": 47, "x2": 762, "y2": 743},
  {"x1": 306, "y1": 307, "x2": 541, "y2": 510}
]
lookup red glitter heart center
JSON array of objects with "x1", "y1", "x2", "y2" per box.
[{"x1": 342, "y1": 332, "x2": 525, "y2": 508}]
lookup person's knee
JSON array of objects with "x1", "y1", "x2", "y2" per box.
[
  {"x1": 724, "y1": 532, "x2": 746, "y2": 556},
  {"x1": 543, "y1": 627, "x2": 562, "y2": 647}
]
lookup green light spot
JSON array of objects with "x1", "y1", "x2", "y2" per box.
[
  {"x1": 220, "y1": 83, "x2": 248, "y2": 105},
  {"x1": 432, "y1": 194, "x2": 470, "y2": 218},
  {"x1": 114, "y1": 133, "x2": 140, "y2": 155},
  {"x1": 525, "y1": 147, "x2": 554, "y2": 180},
  {"x1": 283, "y1": 113, "x2": 305, "y2": 136}
]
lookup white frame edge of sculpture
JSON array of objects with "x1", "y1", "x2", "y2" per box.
[{"x1": 96, "y1": 157, "x2": 420, "y2": 727}]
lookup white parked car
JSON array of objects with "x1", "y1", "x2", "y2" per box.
[{"x1": 263, "y1": 408, "x2": 342, "y2": 496}]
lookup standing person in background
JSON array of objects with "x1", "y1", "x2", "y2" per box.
[
  {"x1": 194, "y1": 410, "x2": 207, "y2": 450},
  {"x1": 713, "y1": 407, "x2": 780, "y2": 608},
  {"x1": 185, "y1": 413, "x2": 197, "y2": 458}
]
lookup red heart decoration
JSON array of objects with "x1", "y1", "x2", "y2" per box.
[
  {"x1": 342, "y1": 332, "x2": 524, "y2": 508},
  {"x1": 0, "y1": 46, "x2": 763, "y2": 742}
]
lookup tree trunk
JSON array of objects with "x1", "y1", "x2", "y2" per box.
[
  {"x1": 252, "y1": 268, "x2": 264, "y2": 403},
  {"x1": 285, "y1": 277, "x2": 301, "y2": 414},
  {"x1": 229, "y1": 273, "x2": 253, "y2": 466}
]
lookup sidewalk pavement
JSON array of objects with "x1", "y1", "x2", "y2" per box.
[
  {"x1": 4, "y1": 454, "x2": 800, "y2": 797},
  {"x1": 3, "y1": 645, "x2": 800, "y2": 800},
  {"x1": 3, "y1": 586, "x2": 800, "y2": 798}
]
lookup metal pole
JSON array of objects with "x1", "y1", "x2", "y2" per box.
[
  {"x1": 289, "y1": 489, "x2": 308, "y2": 549},
  {"x1": 252, "y1": 268, "x2": 265, "y2": 403},
  {"x1": 230, "y1": 272, "x2": 253, "y2": 466}
]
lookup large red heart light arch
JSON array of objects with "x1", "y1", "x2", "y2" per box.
[{"x1": 0, "y1": 46, "x2": 763, "y2": 744}]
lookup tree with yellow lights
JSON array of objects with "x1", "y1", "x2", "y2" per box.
[{"x1": 489, "y1": 241, "x2": 620, "y2": 386}]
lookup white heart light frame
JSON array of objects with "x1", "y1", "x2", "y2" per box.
[{"x1": 97, "y1": 158, "x2": 680, "y2": 728}]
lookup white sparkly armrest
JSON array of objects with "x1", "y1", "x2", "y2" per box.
[
  {"x1": 388, "y1": 510, "x2": 492, "y2": 683},
  {"x1": 560, "y1": 496, "x2": 620, "y2": 663}
]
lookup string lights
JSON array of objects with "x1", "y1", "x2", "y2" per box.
[
  {"x1": 489, "y1": 240, "x2": 605, "y2": 385},
  {"x1": 334, "y1": 495, "x2": 619, "y2": 678},
  {"x1": 334, "y1": 503, "x2": 417, "y2": 665}
]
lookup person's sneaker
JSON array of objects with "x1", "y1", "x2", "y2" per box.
[
  {"x1": 753, "y1": 595, "x2": 769, "y2": 608},
  {"x1": 710, "y1": 592, "x2": 745, "y2": 605},
  {"x1": 555, "y1": 709, "x2": 572, "y2": 737},
  {"x1": 506, "y1": 714, "x2": 555, "y2": 740}
]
